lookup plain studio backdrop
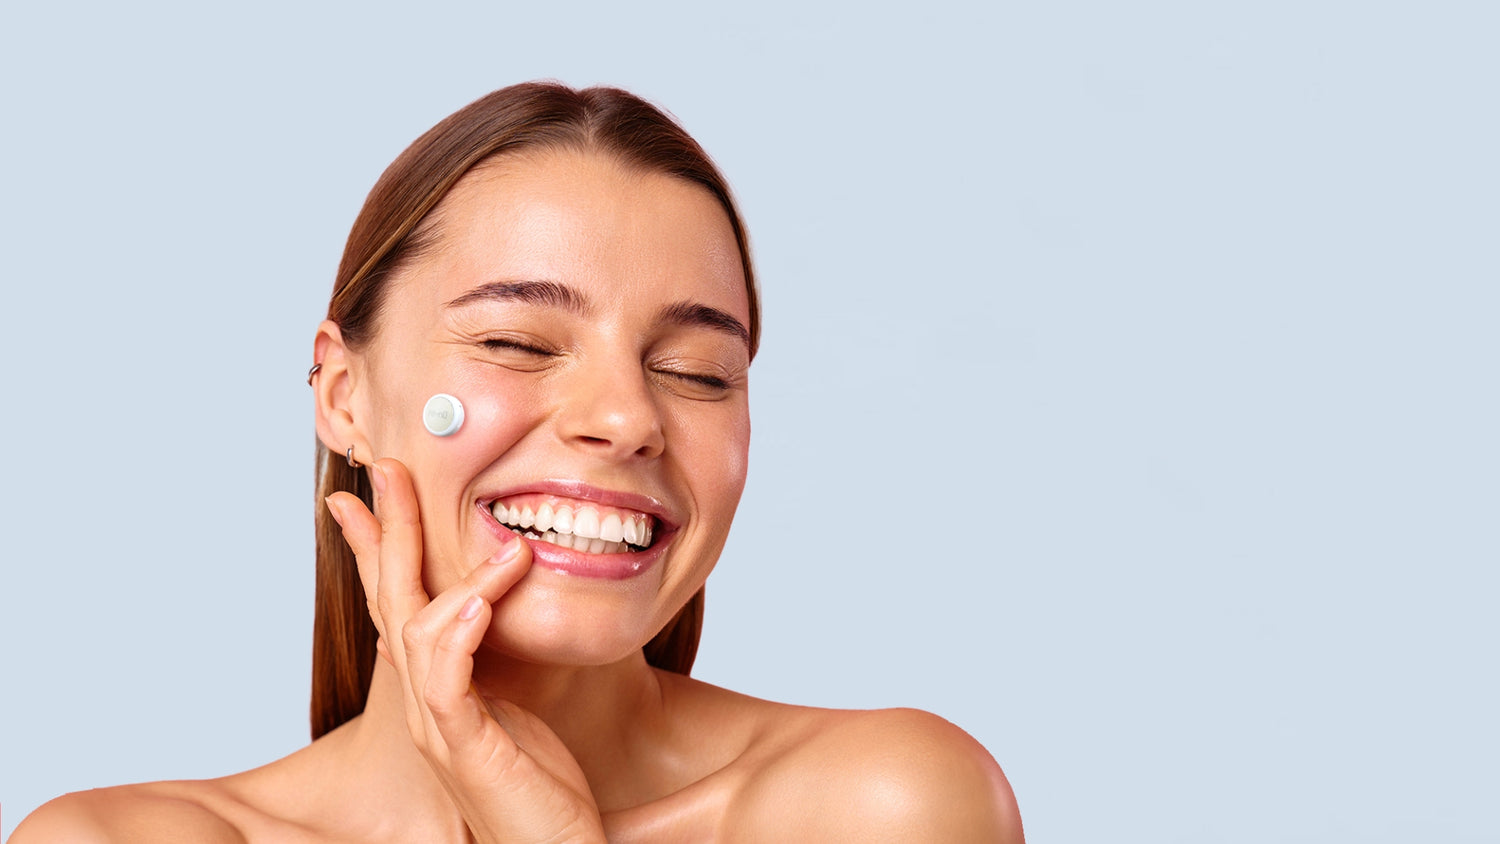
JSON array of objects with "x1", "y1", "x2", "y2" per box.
[{"x1": 1, "y1": 2, "x2": 1495, "y2": 841}]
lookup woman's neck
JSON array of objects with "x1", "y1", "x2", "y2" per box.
[
  {"x1": 348, "y1": 649, "x2": 675, "y2": 814},
  {"x1": 471, "y1": 648, "x2": 664, "y2": 747}
]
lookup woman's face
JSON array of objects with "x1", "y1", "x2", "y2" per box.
[{"x1": 344, "y1": 149, "x2": 751, "y2": 666}]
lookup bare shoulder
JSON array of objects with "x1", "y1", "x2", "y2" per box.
[
  {"x1": 11, "y1": 781, "x2": 247, "y2": 844},
  {"x1": 728, "y1": 707, "x2": 1024, "y2": 843}
]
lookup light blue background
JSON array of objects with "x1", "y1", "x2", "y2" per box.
[{"x1": 2, "y1": 2, "x2": 1496, "y2": 841}]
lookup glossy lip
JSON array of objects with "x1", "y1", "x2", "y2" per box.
[{"x1": 476, "y1": 480, "x2": 680, "y2": 581}]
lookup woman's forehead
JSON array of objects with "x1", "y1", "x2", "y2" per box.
[{"x1": 407, "y1": 149, "x2": 748, "y2": 314}]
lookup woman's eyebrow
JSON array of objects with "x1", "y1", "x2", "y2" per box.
[
  {"x1": 445, "y1": 280, "x2": 588, "y2": 313},
  {"x1": 658, "y1": 301, "x2": 751, "y2": 348},
  {"x1": 444, "y1": 281, "x2": 747, "y2": 347}
]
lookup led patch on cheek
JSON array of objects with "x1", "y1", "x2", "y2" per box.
[{"x1": 423, "y1": 393, "x2": 465, "y2": 436}]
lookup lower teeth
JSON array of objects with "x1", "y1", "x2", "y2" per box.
[{"x1": 507, "y1": 526, "x2": 638, "y2": 554}]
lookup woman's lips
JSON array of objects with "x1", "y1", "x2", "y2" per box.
[{"x1": 475, "y1": 482, "x2": 678, "y2": 580}]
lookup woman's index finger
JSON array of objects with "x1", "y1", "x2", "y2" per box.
[{"x1": 370, "y1": 459, "x2": 432, "y2": 623}]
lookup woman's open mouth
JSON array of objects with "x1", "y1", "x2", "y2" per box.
[{"x1": 489, "y1": 495, "x2": 656, "y2": 555}]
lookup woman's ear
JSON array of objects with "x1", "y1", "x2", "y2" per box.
[{"x1": 312, "y1": 320, "x2": 372, "y2": 465}]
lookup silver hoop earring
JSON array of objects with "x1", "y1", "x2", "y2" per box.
[
  {"x1": 346, "y1": 446, "x2": 360, "y2": 468},
  {"x1": 307, "y1": 363, "x2": 321, "y2": 385}
]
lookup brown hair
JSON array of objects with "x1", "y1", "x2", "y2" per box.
[{"x1": 310, "y1": 82, "x2": 760, "y2": 739}]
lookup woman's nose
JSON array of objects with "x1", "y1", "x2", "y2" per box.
[{"x1": 555, "y1": 360, "x2": 666, "y2": 460}]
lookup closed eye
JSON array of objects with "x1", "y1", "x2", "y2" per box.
[
  {"x1": 668, "y1": 371, "x2": 731, "y2": 390},
  {"x1": 483, "y1": 338, "x2": 553, "y2": 356},
  {"x1": 651, "y1": 360, "x2": 741, "y2": 398}
]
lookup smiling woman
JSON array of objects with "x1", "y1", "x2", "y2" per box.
[{"x1": 13, "y1": 82, "x2": 1022, "y2": 843}]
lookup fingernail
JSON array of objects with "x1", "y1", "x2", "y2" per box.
[
  {"x1": 370, "y1": 463, "x2": 387, "y2": 497},
  {"x1": 492, "y1": 540, "x2": 523, "y2": 565},
  {"x1": 459, "y1": 595, "x2": 483, "y2": 620},
  {"x1": 324, "y1": 496, "x2": 346, "y2": 527}
]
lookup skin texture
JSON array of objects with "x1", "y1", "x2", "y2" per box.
[{"x1": 13, "y1": 151, "x2": 1023, "y2": 843}]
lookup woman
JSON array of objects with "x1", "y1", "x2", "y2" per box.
[{"x1": 16, "y1": 82, "x2": 1022, "y2": 843}]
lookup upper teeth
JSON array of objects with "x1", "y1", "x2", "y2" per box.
[{"x1": 490, "y1": 501, "x2": 654, "y2": 550}]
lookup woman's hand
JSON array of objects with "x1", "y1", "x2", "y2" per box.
[{"x1": 327, "y1": 459, "x2": 606, "y2": 844}]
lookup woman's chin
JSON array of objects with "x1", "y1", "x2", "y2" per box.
[{"x1": 480, "y1": 594, "x2": 661, "y2": 668}]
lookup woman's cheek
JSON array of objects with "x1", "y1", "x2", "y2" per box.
[
  {"x1": 709, "y1": 403, "x2": 752, "y2": 499},
  {"x1": 435, "y1": 367, "x2": 539, "y2": 469},
  {"x1": 412, "y1": 372, "x2": 537, "y2": 590}
]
